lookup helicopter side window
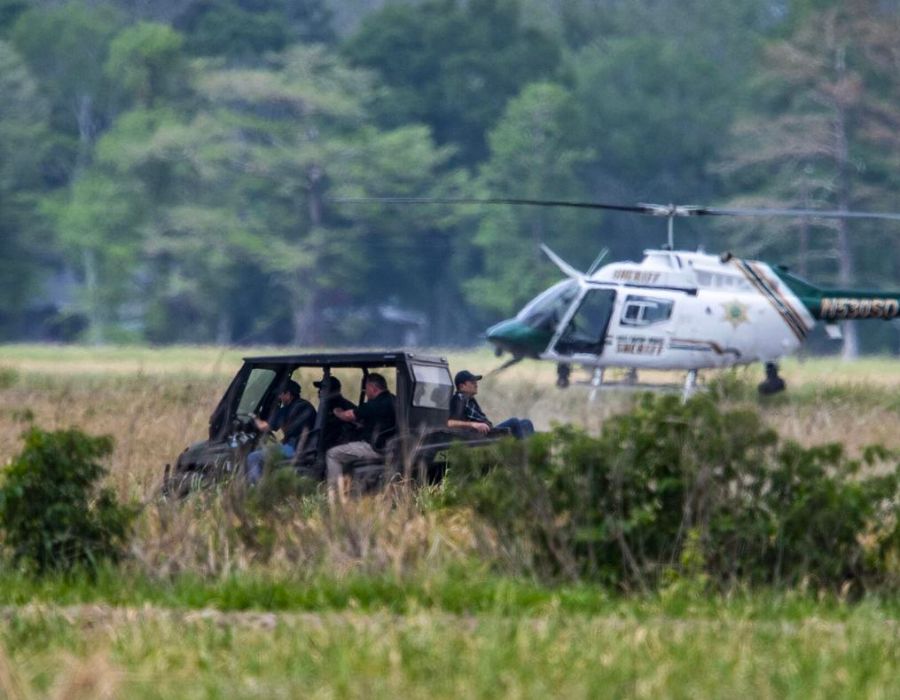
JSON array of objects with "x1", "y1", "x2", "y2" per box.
[
  {"x1": 620, "y1": 295, "x2": 673, "y2": 327},
  {"x1": 695, "y1": 270, "x2": 752, "y2": 290}
]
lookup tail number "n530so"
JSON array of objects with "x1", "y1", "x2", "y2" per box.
[{"x1": 820, "y1": 298, "x2": 900, "y2": 320}]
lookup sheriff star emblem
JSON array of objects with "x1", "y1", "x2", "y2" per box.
[{"x1": 722, "y1": 300, "x2": 750, "y2": 328}]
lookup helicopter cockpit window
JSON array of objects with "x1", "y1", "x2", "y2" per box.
[
  {"x1": 620, "y1": 295, "x2": 673, "y2": 327},
  {"x1": 517, "y1": 279, "x2": 579, "y2": 330}
]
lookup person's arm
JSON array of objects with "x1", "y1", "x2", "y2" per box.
[
  {"x1": 447, "y1": 393, "x2": 490, "y2": 434},
  {"x1": 253, "y1": 411, "x2": 274, "y2": 433},
  {"x1": 334, "y1": 407, "x2": 358, "y2": 423},
  {"x1": 448, "y1": 418, "x2": 491, "y2": 434}
]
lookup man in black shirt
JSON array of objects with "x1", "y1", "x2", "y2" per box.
[
  {"x1": 314, "y1": 376, "x2": 357, "y2": 450},
  {"x1": 246, "y1": 379, "x2": 316, "y2": 483},
  {"x1": 326, "y1": 373, "x2": 396, "y2": 499},
  {"x1": 448, "y1": 369, "x2": 534, "y2": 439}
]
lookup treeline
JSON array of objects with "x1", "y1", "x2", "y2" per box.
[{"x1": 2, "y1": 0, "x2": 900, "y2": 350}]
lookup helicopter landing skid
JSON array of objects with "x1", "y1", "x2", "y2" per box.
[
  {"x1": 574, "y1": 367, "x2": 700, "y2": 402},
  {"x1": 574, "y1": 380, "x2": 686, "y2": 394}
]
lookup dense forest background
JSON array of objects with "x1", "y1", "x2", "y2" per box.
[{"x1": 2, "y1": 0, "x2": 899, "y2": 353}]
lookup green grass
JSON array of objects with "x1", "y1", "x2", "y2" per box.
[
  {"x1": 3, "y1": 598, "x2": 899, "y2": 698},
  {"x1": 1, "y1": 567, "x2": 899, "y2": 621},
  {"x1": 2, "y1": 568, "x2": 900, "y2": 698},
  {"x1": 2, "y1": 345, "x2": 900, "y2": 696}
]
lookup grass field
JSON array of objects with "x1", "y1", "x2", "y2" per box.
[{"x1": 1, "y1": 344, "x2": 900, "y2": 697}]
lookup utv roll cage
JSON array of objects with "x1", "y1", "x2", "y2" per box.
[{"x1": 165, "y1": 350, "x2": 507, "y2": 495}]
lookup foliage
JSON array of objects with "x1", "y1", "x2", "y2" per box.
[
  {"x1": 3, "y1": 593, "x2": 900, "y2": 698},
  {"x1": 343, "y1": 0, "x2": 561, "y2": 165},
  {"x1": 2, "y1": 1, "x2": 900, "y2": 348},
  {"x1": 0, "y1": 427, "x2": 136, "y2": 574},
  {"x1": 104, "y1": 22, "x2": 186, "y2": 108},
  {"x1": 440, "y1": 392, "x2": 900, "y2": 591},
  {"x1": 176, "y1": 0, "x2": 335, "y2": 58},
  {"x1": 716, "y1": 0, "x2": 900, "y2": 355},
  {"x1": 0, "y1": 40, "x2": 51, "y2": 337},
  {"x1": 465, "y1": 82, "x2": 595, "y2": 314}
]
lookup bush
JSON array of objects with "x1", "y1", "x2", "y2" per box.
[
  {"x1": 0, "y1": 428, "x2": 137, "y2": 574},
  {"x1": 440, "y1": 393, "x2": 900, "y2": 592}
]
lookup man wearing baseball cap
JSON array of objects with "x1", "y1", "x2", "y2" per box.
[
  {"x1": 246, "y1": 378, "x2": 316, "y2": 483},
  {"x1": 448, "y1": 370, "x2": 534, "y2": 439}
]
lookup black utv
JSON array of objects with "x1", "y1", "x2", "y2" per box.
[{"x1": 163, "y1": 351, "x2": 506, "y2": 496}]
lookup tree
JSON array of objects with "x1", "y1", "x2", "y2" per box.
[
  {"x1": 10, "y1": 3, "x2": 128, "y2": 342},
  {"x1": 0, "y1": 40, "x2": 51, "y2": 339},
  {"x1": 175, "y1": 0, "x2": 335, "y2": 58},
  {"x1": 11, "y1": 3, "x2": 123, "y2": 176},
  {"x1": 717, "y1": 0, "x2": 900, "y2": 357},
  {"x1": 343, "y1": 0, "x2": 561, "y2": 167},
  {"x1": 68, "y1": 45, "x2": 467, "y2": 345},
  {"x1": 0, "y1": 0, "x2": 26, "y2": 35},
  {"x1": 465, "y1": 81, "x2": 594, "y2": 318},
  {"x1": 105, "y1": 21, "x2": 187, "y2": 109}
]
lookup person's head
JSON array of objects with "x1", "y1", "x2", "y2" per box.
[
  {"x1": 454, "y1": 369, "x2": 482, "y2": 396},
  {"x1": 365, "y1": 373, "x2": 388, "y2": 400},
  {"x1": 279, "y1": 379, "x2": 302, "y2": 404},
  {"x1": 314, "y1": 375, "x2": 342, "y2": 397}
]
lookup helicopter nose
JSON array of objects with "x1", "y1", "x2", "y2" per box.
[{"x1": 486, "y1": 318, "x2": 546, "y2": 357}]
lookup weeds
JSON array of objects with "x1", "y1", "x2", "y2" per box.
[{"x1": 440, "y1": 392, "x2": 900, "y2": 592}]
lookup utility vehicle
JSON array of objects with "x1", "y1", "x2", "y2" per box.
[{"x1": 163, "y1": 350, "x2": 506, "y2": 495}]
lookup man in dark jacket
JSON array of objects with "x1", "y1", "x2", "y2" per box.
[
  {"x1": 448, "y1": 369, "x2": 534, "y2": 439},
  {"x1": 246, "y1": 379, "x2": 316, "y2": 484},
  {"x1": 326, "y1": 372, "x2": 396, "y2": 500},
  {"x1": 314, "y1": 375, "x2": 357, "y2": 450}
]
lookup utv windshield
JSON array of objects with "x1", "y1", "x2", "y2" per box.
[
  {"x1": 516, "y1": 280, "x2": 579, "y2": 330},
  {"x1": 236, "y1": 368, "x2": 276, "y2": 418}
]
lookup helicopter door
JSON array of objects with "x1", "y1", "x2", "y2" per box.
[{"x1": 549, "y1": 288, "x2": 617, "y2": 357}]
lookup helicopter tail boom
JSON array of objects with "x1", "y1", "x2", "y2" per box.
[{"x1": 774, "y1": 267, "x2": 900, "y2": 321}]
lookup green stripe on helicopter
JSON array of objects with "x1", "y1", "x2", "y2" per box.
[{"x1": 772, "y1": 266, "x2": 900, "y2": 321}]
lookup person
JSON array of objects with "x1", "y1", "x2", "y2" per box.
[
  {"x1": 314, "y1": 375, "x2": 357, "y2": 450},
  {"x1": 448, "y1": 369, "x2": 534, "y2": 439},
  {"x1": 245, "y1": 379, "x2": 316, "y2": 484},
  {"x1": 758, "y1": 361, "x2": 786, "y2": 395},
  {"x1": 326, "y1": 373, "x2": 396, "y2": 498}
]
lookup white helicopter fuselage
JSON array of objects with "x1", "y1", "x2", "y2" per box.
[{"x1": 538, "y1": 249, "x2": 816, "y2": 371}]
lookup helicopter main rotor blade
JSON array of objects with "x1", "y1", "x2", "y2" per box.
[
  {"x1": 694, "y1": 206, "x2": 900, "y2": 222},
  {"x1": 332, "y1": 196, "x2": 653, "y2": 214},
  {"x1": 334, "y1": 196, "x2": 900, "y2": 223}
]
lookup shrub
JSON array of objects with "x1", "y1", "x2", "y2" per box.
[
  {"x1": 440, "y1": 393, "x2": 900, "y2": 592},
  {"x1": 0, "y1": 428, "x2": 137, "y2": 574},
  {"x1": 0, "y1": 366, "x2": 18, "y2": 389}
]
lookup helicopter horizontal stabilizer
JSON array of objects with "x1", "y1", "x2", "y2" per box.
[{"x1": 540, "y1": 244, "x2": 584, "y2": 279}]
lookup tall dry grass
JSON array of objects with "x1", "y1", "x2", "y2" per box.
[
  {"x1": 2, "y1": 346, "x2": 900, "y2": 581},
  {"x1": 133, "y1": 486, "x2": 495, "y2": 581}
]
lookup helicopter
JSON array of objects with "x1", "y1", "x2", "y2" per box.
[{"x1": 338, "y1": 197, "x2": 900, "y2": 396}]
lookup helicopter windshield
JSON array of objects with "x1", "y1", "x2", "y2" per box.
[{"x1": 516, "y1": 280, "x2": 579, "y2": 330}]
